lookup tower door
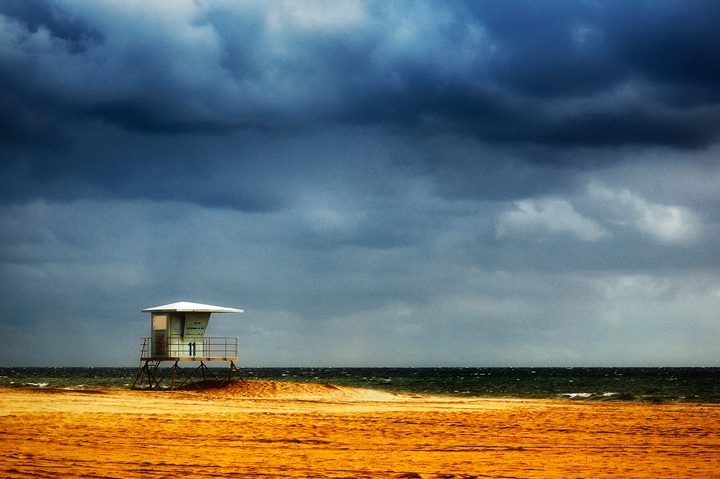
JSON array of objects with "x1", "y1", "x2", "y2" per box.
[{"x1": 151, "y1": 314, "x2": 168, "y2": 357}]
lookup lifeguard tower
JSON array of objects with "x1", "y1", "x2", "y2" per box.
[{"x1": 131, "y1": 301, "x2": 244, "y2": 390}]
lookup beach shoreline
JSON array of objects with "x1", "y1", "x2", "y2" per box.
[{"x1": 2, "y1": 380, "x2": 719, "y2": 478}]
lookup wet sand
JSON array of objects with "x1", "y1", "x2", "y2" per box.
[{"x1": 1, "y1": 380, "x2": 719, "y2": 478}]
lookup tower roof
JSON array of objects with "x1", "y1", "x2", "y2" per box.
[{"x1": 142, "y1": 301, "x2": 244, "y2": 314}]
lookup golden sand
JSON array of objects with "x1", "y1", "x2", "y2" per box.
[{"x1": 1, "y1": 380, "x2": 719, "y2": 478}]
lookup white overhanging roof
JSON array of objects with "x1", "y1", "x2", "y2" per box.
[{"x1": 142, "y1": 301, "x2": 244, "y2": 314}]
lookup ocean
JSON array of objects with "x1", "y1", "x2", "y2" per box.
[{"x1": 1, "y1": 367, "x2": 719, "y2": 403}]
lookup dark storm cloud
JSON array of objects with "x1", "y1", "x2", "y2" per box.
[
  {"x1": 477, "y1": 1, "x2": 618, "y2": 97},
  {"x1": 339, "y1": 0, "x2": 720, "y2": 149},
  {"x1": 472, "y1": 0, "x2": 720, "y2": 102},
  {"x1": 0, "y1": 0, "x2": 103, "y2": 52},
  {"x1": 2, "y1": 1, "x2": 718, "y2": 142},
  {"x1": 0, "y1": 0, "x2": 102, "y2": 149},
  {"x1": 0, "y1": 1, "x2": 720, "y2": 215},
  {"x1": 1, "y1": 0, "x2": 719, "y2": 208},
  {"x1": 607, "y1": 1, "x2": 720, "y2": 100}
]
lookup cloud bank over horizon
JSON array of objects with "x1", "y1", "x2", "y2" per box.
[{"x1": 1, "y1": 0, "x2": 719, "y2": 367}]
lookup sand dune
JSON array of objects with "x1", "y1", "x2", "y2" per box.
[
  {"x1": 198, "y1": 379, "x2": 414, "y2": 401},
  {"x1": 2, "y1": 381, "x2": 719, "y2": 478}
]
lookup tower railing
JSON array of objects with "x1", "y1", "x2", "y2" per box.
[{"x1": 139, "y1": 336, "x2": 239, "y2": 360}]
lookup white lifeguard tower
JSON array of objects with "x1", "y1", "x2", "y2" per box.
[{"x1": 131, "y1": 301, "x2": 244, "y2": 390}]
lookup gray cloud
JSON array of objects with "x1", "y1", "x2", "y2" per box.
[{"x1": 1, "y1": 1, "x2": 720, "y2": 367}]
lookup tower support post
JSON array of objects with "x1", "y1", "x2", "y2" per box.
[{"x1": 131, "y1": 359, "x2": 240, "y2": 390}]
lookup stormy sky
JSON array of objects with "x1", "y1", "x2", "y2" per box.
[{"x1": 1, "y1": 0, "x2": 720, "y2": 367}]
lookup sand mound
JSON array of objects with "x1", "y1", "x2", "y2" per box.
[{"x1": 189, "y1": 379, "x2": 410, "y2": 402}]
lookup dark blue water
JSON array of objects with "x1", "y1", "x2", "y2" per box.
[{"x1": 1, "y1": 367, "x2": 719, "y2": 403}]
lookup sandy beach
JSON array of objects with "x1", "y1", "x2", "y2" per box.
[{"x1": 1, "y1": 380, "x2": 719, "y2": 478}]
